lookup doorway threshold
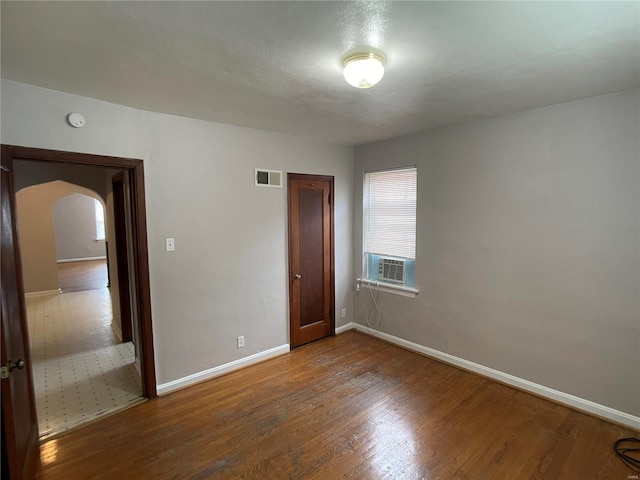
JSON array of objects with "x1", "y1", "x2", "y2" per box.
[{"x1": 39, "y1": 397, "x2": 147, "y2": 442}]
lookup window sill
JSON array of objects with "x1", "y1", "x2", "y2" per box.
[
  {"x1": 357, "y1": 278, "x2": 419, "y2": 299},
  {"x1": 95, "y1": 239, "x2": 106, "y2": 242}
]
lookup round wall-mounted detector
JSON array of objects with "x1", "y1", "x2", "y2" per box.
[{"x1": 67, "y1": 113, "x2": 86, "y2": 128}]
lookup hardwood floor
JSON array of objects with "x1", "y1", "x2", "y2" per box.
[
  {"x1": 36, "y1": 331, "x2": 636, "y2": 479},
  {"x1": 57, "y1": 259, "x2": 108, "y2": 293}
]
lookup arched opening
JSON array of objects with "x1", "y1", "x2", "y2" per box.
[
  {"x1": 16, "y1": 180, "x2": 143, "y2": 439},
  {"x1": 53, "y1": 192, "x2": 108, "y2": 292}
]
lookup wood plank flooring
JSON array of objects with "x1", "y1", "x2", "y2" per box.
[
  {"x1": 57, "y1": 259, "x2": 108, "y2": 293},
  {"x1": 36, "y1": 331, "x2": 636, "y2": 479}
]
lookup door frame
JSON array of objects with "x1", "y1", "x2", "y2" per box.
[
  {"x1": 287, "y1": 173, "x2": 335, "y2": 348},
  {"x1": 1, "y1": 145, "x2": 157, "y2": 398}
]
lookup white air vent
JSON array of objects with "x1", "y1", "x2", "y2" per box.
[
  {"x1": 255, "y1": 168, "x2": 283, "y2": 188},
  {"x1": 378, "y1": 258, "x2": 405, "y2": 284}
]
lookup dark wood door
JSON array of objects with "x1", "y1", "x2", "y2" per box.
[
  {"x1": 112, "y1": 172, "x2": 133, "y2": 343},
  {"x1": 1, "y1": 155, "x2": 40, "y2": 479},
  {"x1": 288, "y1": 174, "x2": 334, "y2": 348}
]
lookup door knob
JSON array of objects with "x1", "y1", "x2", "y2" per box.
[
  {"x1": 10, "y1": 359, "x2": 25, "y2": 371},
  {"x1": 1, "y1": 359, "x2": 26, "y2": 379},
  {"x1": 295, "y1": 274, "x2": 302, "y2": 279}
]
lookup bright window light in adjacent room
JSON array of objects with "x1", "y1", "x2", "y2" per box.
[
  {"x1": 95, "y1": 199, "x2": 105, "y2": 241},
  {"x1": 343, "y1": 52, "x2": 385, "y2": 89}
]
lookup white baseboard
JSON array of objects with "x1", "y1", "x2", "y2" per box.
[
  {"x1": 348, "y1": 323, "x2": 640, "y2": 431},
  {"x1": 57, "y1": 256, "x2": 106, "y2": 263},
  {"x1": 25, "y1": 289, "x2": 60, "y2": 298},
  {"x1": 335, "y1": 323, "x2": 356, "y2": 334},
  {"x1": 111, "y1": 322, "x2": 123, "y2": 342},
  {"x1": 157, "y1": 344, "x2": 290, "y2": 396}
]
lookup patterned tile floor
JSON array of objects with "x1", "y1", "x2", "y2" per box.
[{"x1": 26, "y1": 288, "x2": 143, "y2": 439}]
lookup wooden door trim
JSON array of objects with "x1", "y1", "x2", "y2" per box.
[
  {"x1": 287, "y1": 173, "x2": 335, "y2": 348},
  {"x1": 1, "y1": 145, "x2": 157, "y2": 398}
]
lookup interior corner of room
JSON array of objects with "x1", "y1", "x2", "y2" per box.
[
  {"x1": 5, "y1": 82, "x2": 638, "y2": 432},
  {"x1": 1, "y1": 1, "x2": 639, "y2": 478}
]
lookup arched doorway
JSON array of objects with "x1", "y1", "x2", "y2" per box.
[
  {"x1": 16, "y1": 180, "x2": 143, "y2": 439},
  {"x1": 53, "y1": 192, "x2": 109, "y2": 293}
]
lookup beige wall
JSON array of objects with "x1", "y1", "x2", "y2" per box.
[
  {"x1": 13, "y1": 159, "x2": 125, "y2": 337},
  {"x1": 354, "y1": 89, "x2": 640, "y2": 417},
  {"x1": 16, "y1": 181, "x2": 104, "y2": 293}
]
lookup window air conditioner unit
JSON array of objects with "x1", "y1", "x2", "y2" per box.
[{"x1": 378, "y1": 258, "x2": 405, "y2": 284}]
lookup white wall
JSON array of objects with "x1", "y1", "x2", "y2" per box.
[
  {"x1": 1, "y1": 79, "x2": 354, "y2": 385},
  {"x1": 354, "y1": 89, "x2": 640, "y2": 417}
]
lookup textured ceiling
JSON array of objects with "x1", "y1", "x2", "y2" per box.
[{"x1": 2, "y1": 1, "x2": 639, "y2": 145}]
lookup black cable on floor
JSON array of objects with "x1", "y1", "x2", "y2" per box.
[{"x1": 613, "y1": 437, "x2": 640, "y2": 473}]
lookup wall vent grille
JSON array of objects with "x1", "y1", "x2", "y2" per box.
[{"x1": 255, "y1": 168, "x2": 283, "y2": 188}]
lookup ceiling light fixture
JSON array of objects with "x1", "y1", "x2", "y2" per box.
[{"x1": 343, "y1": 52, "x2": 385, "y2": 89}]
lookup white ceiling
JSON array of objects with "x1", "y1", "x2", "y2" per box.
[{"x1": 2, "y1": 1, "x2": 639, "y2": 146}]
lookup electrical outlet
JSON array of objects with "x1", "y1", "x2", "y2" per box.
[
  {"x1": 237, "y1": 336, "x2": 245, "y2": 348},
  {"x1": 166, "y1": 238, "x2": 175, "y2": 252},
  {"x1": 341, "y1": 308, "x2": 347, "y2": 318}
]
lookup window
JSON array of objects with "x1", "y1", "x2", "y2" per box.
[
  {"x1": 95, "y1": 199, "x2": 106, "y2": 241},
  {"x1": 363, "y1": 167, "x2": 417, "y2": 287}
]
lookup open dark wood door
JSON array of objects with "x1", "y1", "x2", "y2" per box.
[
  {"x1": 288, "y1": 174, "x2": 334, "y2": 348},
  {"x1": 1, "y1": 152, "x2": 40, "y2": 479},
  {"x1": 112, "y1": 172, "x2": 133, "y2": 343}
]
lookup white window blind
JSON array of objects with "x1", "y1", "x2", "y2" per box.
[{"x1": 363, "y1": 167, "x2": 417, "y2": 260}]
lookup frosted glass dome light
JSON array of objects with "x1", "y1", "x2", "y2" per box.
[{"x1": 343, "y1": 53, "x2": 385, "y2": 89}]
